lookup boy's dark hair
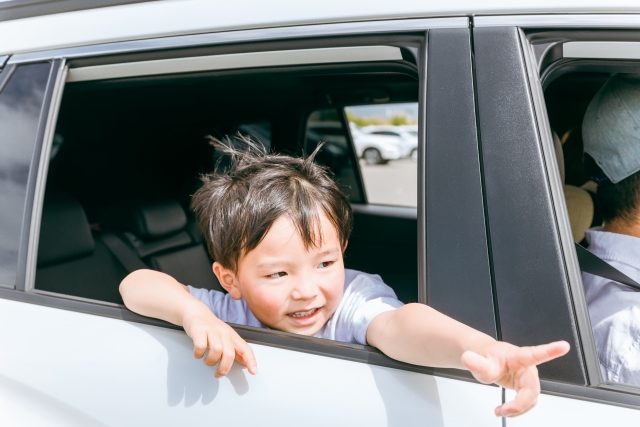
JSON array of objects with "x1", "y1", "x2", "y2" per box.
[
  {"x1": 191, "y1": 136, "x2": 353, "y2": 272},
  {"x1": 598, "y1": 170, "x2": 640, "y2": 225}
]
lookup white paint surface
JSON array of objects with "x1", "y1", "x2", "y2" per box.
[
  {"x1": 3, "y1": 0, "x2": 640, "y2": 56},
  {"x1": 505, "y1": 389, "x2": 640, "y2": 426},
  {"x1": 0, "y1": 298, "x2": 501, "y2": 426}
]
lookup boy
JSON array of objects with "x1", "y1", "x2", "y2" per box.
[{"x1": 120, "y1": 137, "x2": 569, "y2": 418}]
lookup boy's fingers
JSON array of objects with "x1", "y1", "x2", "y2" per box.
[
  {"x1": 234, "y1": 339, "x2": 258, "y2": 375},
  {"x1": 204, "y1": 337, "x2": 223, "y2": 366},
  {"x1": 461, "y1": 351, "x2": 503, "y2": 383},
  {"x1": 514, "y1": 341, "x2": 570, "y2": 368},
  {"x1": 495, "y1": 385, "x2": 538, "y2": 418},
  {"x1": 215, "y1": 345, "x2": 236, "y2": 378},
  {"x1": 193, "y1": 333, "x2": 208, "y2": 359}
]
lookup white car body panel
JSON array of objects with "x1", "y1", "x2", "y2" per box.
[
  {"x1": 505, "y1": 389, "x2": 639, "y2": 426},
  {"x1": 0, "y1": 298, "x2": 501, "y2": 426},
  {"x1": 3, "y1": 0, "x2": 640, "y2": 55}
]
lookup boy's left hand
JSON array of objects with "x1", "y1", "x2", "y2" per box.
[{"x1": 461, "y1": 340, "x2": 570, "y2": 418}]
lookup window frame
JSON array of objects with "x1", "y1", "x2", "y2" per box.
[
  {"x1": 479, "y1": 17, "x2": 640, "y2": 409},
  {"x1": 1, "y1": 16, "x2": 485, "y2": 383}
]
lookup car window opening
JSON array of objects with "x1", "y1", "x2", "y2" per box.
[
  {"x1": 544, "y1": 65, "x2": 640, "y2": 390},
  {"x1": 35, "y1": 55, "x2": 420, "y2": 324}
]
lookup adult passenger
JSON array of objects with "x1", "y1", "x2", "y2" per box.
[{"x1": 582, "y1": 73, "x2": 640, "y2": 386}]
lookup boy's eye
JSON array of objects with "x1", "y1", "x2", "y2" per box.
[
  {"x1": 318, "y1": 261, "x2": 334, "y2": 269},
  {"x1": 266, "y1": 271, "x2": 287, "y2": 279}
]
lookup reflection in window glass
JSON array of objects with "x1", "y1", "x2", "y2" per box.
[
  {"x1": 345, "y1": 103, "x2": 418, "y2": 207},
  {"x1": 305, "y1": 109, "x2": 363, "y2": 203},
  {"x1": 0, "y1": 63, "x2": 51, "y2": 286}
]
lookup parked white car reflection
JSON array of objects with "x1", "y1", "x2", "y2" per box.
[
  {"x1": 361, "y1": 125, "x2": 418, "y2": 161},
  {"x1": 350, "y1": 124, "x2": 403, "y2": 165}
]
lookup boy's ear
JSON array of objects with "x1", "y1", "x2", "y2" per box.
[{"x1": 212, "y1": 262, "x2": 242, "y2": 300}]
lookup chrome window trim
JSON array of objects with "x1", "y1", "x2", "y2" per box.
[
  {"x1": 66, "y1": 46, "x2": 403, "y2": 82},
  {"x1": 474, "y1": 14, "x2": 640, "y2": 29},
  {"x1": 518, "y1": 30, "x2": 603, "y2": 388},
  {"x1": 7, "y1": 16, "x2": 467, "y2": 64},
  {"x1": 351, "y1": 203, "x2": 417, "y2": 220},
  {"x1": 563, "y1": 41, "x2": 640, "y2": 60}
]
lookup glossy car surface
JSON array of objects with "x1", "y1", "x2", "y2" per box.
[{"x1": 2, "y1": 1, "x2": 640, "y2": 426}]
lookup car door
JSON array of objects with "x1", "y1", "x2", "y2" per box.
[
  {"x1": 472, "y1": 16, "x2": 640, "y2": 424},
  {"x1": 0, "y1": 14, "x2": 503, "y2": 427}
]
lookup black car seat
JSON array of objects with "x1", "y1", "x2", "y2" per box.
[
  {"x1": 100, "y1": 199, "x2": 223, "y2": 292},
  {"x1": 36, "y1": 189, "x2": 127, "y2": 304}
]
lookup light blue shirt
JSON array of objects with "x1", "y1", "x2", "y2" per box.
[
  {"x1": 583, "y1": 227, "x2": 640, "y2": 386},
  {"x1": 188, "y1": 269, "x2": 404, "y2": 345}
]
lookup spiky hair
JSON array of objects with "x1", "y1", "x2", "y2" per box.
[{"x1": 191, "y1": 135, "x2": 352, "y2": 272}]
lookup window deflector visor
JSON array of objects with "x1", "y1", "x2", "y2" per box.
[
  {"x1": 563, "y1": 42, "x2": 640, "y2": 60},
  {"x1": 66, "y1": 46, "x2": 403, "y2": 82}
]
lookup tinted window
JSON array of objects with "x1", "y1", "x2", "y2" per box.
[{"x1": 0, "y1": 63, "x2": 51, "y2": 286}]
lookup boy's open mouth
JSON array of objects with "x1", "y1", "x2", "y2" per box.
[{"x1": 287, "y1": 307, "x2": 319, "y2": 318}]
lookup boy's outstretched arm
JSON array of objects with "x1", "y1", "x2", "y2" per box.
[
  {"x1": 366, "y1": 303, "x2": 570, "y2": 418},
  {"x1": 120, "y1": 269, "x2": 257, "y2": 377}
]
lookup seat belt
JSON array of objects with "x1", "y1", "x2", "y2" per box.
[
  {"x1": 574, "y1": 243, "x2": 640, "y2": 291},
  {"x1": 100, "y1": 232, "x2": 148, "y2": 273}
]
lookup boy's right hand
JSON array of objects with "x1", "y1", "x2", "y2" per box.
[{"x1": 182, "y1": 304, "x2": 257, "y2": 378}]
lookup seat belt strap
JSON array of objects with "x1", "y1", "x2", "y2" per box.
[
  {"x1": 574, "y1": 243, "x2": 640, "y2": 291},
  {"x1": 100, "y1": 232, "x2": 147, "y2": 273}
]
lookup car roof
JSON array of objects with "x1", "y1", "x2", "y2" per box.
[{"x1": 2, "y1": 0, "x2": 640, "y2": 56}]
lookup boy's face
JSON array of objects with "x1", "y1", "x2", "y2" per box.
[{"x1": 213, "y1": 211, "x2": 345, "y2": 336}]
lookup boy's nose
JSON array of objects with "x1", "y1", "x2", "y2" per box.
[{"x1": 290, "y1": 279, "x2": 317, "y2": 300}]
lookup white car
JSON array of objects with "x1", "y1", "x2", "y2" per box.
[
  {"x1": 361, "y1": 125, "x2": 419, "y2": 161},
  {"x1": 2, "y1": 1, "x2": 640, "y2": 426},
  {"x1": 350, "y1": 124, "x2": 404, "y2": 164}
]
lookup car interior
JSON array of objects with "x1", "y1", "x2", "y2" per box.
[
  {"x1": 544, "y1": 70, "x2": 611, "y2": 245},
  {"x1": 35, "y1": 50, "x2": 420, "y2": 308}
]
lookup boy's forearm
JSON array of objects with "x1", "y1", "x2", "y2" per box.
[
  {"x1": 367, "y1": 303, "x2": 495, "y2": 369},
  {"x1": 119, "y1": 269, "x2": 207, "y2": 326}
]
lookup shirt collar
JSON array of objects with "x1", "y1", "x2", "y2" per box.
[{"x1": 585, "y1": 226, "x2": 640, "y2": 268}]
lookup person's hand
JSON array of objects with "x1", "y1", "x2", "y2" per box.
[
  {"x1": 182, "y1": 304, "x2": 257, "y2": 378},
  {"x1": 461, "y1": 340, "x2": 570, "y2": 418}
]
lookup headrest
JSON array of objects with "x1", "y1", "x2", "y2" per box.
[
  {"x1": 100, "y1": 199, "x2": 187, "y2": 240},
  {"x1": 564, "y1": 185, "x2": 594, "y2": 243},
  {"x1": 38, "y1": 189, "x2": 95, "y2": 267}
]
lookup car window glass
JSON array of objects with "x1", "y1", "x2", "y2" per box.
[
  {"x1": 544, "y1": 69, "x2": 640, "y2": 388},
  {"x1": 305, "y1": 109, "x2": 364, "y2": 203},
  {"x1": 0, "y1": 63, "x2": 51, "y2": 286},
  {"x1": 345, "y1": 102, "x2": 418, "y2": 207}
]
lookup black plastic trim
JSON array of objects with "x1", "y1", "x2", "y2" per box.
[
  {"x1": 424, "y1": 27, "x2": 497, "y2": 338},
  {"x1": 470, "y1": 21, "x2": 502, "y2": 341},
  {"x1": 473, "y1": 26, "x2": 586, "y2": 384},
  {"x1": 417, "y1": 30, "x2": 428, "y2": 305},
  {"x1": 339, "y1": 108, "x2": 367, "y2": 205}
]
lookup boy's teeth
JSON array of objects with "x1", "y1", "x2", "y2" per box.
[{"x1": 290, "y1": 308, "x2": 317, "y2": 317}]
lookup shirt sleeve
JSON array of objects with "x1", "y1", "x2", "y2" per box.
[
  {"x1": 331, "y1": 270, "x2": 404, "y2": 345},
  {"x1": 187, "y1": 286, "x2": 262, "y2": 327}
]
